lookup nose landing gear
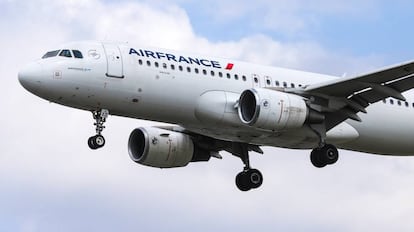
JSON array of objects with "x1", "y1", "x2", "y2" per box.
[{"x1": 88, "y1": 109, "x2": 109, "y2": 150}]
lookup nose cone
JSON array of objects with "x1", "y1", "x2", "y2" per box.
[{"x1": 18, "y1": 62, "x2": 43, "y2": 94}]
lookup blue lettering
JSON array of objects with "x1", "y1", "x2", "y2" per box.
[
  {"x1": 156, "y1": 52, "x2": 166, "y2": 59},
  {"x1": 188, "y1": 57, "x2": 200, "y2": 65},
  {"x1": 166, "y1": 54, "x2": 177, "y2": 62},
  {"x1": 129, "y1": 48, "x2": 141, "y2": 56},
  {"x1": 178, "y1": 56, "x2": 190, "y2": 64},
  {"x1": 200, "y1": 59, "x2": 212, "y2": 67},
  {"x1": 129, "y1": 48, "x2": 225, "y2": 69},
  {"x1": 145, "y1": 50, "x2": 156, "y2": 59},
  {"x1": 211, "y1": 61, "x2": 221, "y2": 69}
]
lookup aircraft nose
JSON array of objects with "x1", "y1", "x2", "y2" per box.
[{"x1": 18, "y1": 62, "x2": 43, "y2": 93}]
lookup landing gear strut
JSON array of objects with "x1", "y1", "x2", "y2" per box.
[
  {"x1": 309, "y1": 124, "x2": 339, "y2": 168},
  {"x1": 232, "y1": 143, "x2": 263, "y2": 191},
  {"x1": 88, "y1": 109, "x2": 109, "y2": 150}
]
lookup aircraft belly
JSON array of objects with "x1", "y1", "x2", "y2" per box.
[{"x1": 341, "y1": 104, "x2": 414, "y2": 156}]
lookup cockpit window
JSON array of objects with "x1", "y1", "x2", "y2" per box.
[
  {"x1": 59, "y1": 49, "x2": 72, "y2": 58},
  {"x1": 72, "y1": 50, "x2": 83, "y2": 59},
  {"x1": 42, "y1": 50, "x2": 60, "y2": 59}
]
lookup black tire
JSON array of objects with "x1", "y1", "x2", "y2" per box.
[
  {"x1": 235, "y1": 171, "x2": 251, "y2": 191},
  {"x1": 310, "y1": 149, "x2": 326, "y2": 168},
  {"x1": 93, "y1": 135, "x2": 105, "y2": 148},
  {"x1": 88, "y1": 136, "x2": 98, "y2": 150},
  {"x1": 321, "y1": 144, "x2": 339, "y2": 165},
  {"x1": 247, "y1": 169, "x2": 263, "y2": 189}
]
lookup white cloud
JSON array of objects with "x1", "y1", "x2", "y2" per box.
[{"x1": 1, "y1": 0, "x2": 414, "y2": 231}]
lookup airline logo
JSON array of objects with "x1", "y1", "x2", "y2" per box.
[{"x1": 129, "y1": 48, "x2": 233, "y2": 70}]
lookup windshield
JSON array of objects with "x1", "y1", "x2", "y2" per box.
[
  {"x1": 59, "y1": 49, "x2": 72, "y2": 58},
  {"x1": 73, "y1": 50, "x2": 83, "y2": 58},
  {"x1": 42, "y1": 50, "x2": 60, "y2": 59},
  {"x1": 41, "y1": 49, "x2": 84, "y2": 59}
]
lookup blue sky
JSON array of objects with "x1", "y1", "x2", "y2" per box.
[
  {"x1": 2, "y1": 0, "x2": 414, "y2": 231},
  {"x1": 176, "y1": 0, "x2": 414, "y2": 60}
]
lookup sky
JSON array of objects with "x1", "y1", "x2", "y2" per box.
[{"x1": 2, "y1": 0, "x2": 414, "y2": 231}]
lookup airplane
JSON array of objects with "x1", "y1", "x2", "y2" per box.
[{"x1": 18, "y1": 41, "x2": 414, "y2": 191}]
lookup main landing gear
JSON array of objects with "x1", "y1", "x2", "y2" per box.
[
  {"x1": 310, "y1": 144, "x2": 339, "y2": 168},
  {"x1": 309, "y1": 124, "x2": 339, "y2": 168},
  {"x1": 88, "y1": 109, "x2": 109, "y2": 150},
  {"x1": 232, "y1": 143, "x2": 263, "y2": 191}
]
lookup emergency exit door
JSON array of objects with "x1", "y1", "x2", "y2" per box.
[{"x1": 103, "y1": 43, "x2": 124, "y2": 78}]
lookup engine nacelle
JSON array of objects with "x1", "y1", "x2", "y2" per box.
[
  {"x1": 238, "y1": 88, "x2": 309, "y2": 131},
  {"x1": 128, "y1": 127, "x2": 210, "y2": 168}
]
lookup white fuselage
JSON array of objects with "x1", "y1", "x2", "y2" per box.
[{"x1": 18, "y1": 41, "x2": 414, "y2": 156}]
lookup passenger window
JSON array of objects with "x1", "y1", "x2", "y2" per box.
[
  {"x1": 138, "y1": 59, "x2": 143, "y2": 65},
  {"x1": 242, "y1": 75, "x2": 246, "y2": 81},
  {"x1": 283, "y1": 82, "x2": 287, "y2": 87},
  {"x1": 390, "y1": 99, "x2": 394, "y2": 104},
  {"x1": 154, "y1": 62, "x2": 159, "y2": 68},
  {"x1": 254, "y1": 77, "x2": 258, "y2": 83},
  {"x1": 291, "y1": 83, "x2": 295, "y2": 88},
  {"x1": 147, "y1": 60, "x2": 151, "y2": 66},
  {"x1": 398, "y1": 101, "x2": 401, "y2": 106},
  {"x1": 382, "y1": 99, "x2": 386, "y2": 103},
  {"x1": 195, "y1": 68, "x2": 199, "y2": 74},
  {"x1": 203, "y1": 70, "x2": 207, "y2": 75},
  {"x1": 266, "y1": 79, "x2": 271, "y2": 85},
  {"x1": 187, "y1": 67, "x2": 191, "y2": 73},
  {"x1": 163, "y1": 63, "x2": 167, "y2": 69},
  {"x1": 179, "y1": 66, "x2": 183, "y2": 71},
  {"x1": 275, "y1": 81, "x2": 280, "y2": 86},
  {"x1": 170, "y1": 64, "x2": 175, "y2": 70},
  {"x1": 42, "y1": 50, "x2": 60, "y2": 59},
  {"x1": 405, "y1": 102, "x2": 409, "y2": 107},
  {"x1": 235, "y1": 74, "x2": 239, "y2": 80},
  {"x1": 219, "y1": 72, "x2": 223, "y2": 78},
  {"x1": 226, "y1": 73, "x2": 231, "y2": 79},
  {"x1": 211, "y1": 71, "x2": 215, "y2": 76},
  {"x1": 59, "y1": 49, "x2": 72, "y2": 58},
  {"x1": 72, "y1": 50, "x2": 83, "y2": 58}
]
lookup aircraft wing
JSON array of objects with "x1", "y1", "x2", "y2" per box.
[{"x1": 293, "y1": 60, "x2": 414, "y2": 129}]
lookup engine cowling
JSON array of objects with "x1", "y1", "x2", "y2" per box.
[
  {"x1": 128, "y1": 127, "x2": 210, "y2": 168},
  {"x1": 238, "y1": 88, "x2": 309, "y2": 131}
]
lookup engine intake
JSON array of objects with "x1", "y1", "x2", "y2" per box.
[
  {"x1": 128, "y1": 127, "x2": 210, "y2": 168},
  {"x1": 238, "y1": 88, "x2": 311, "y2": 131}
]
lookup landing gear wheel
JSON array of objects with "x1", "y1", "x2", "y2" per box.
[
  {"x1": 88, "y1": 109, "x2": 109, "y2": 150},
  {"x1": 93, "y1": 135, "x2": 105, "y2": 148},
  {"x1": 247, "y1": 169, "x2": 263, "y2": 189},
  {"x1": 310, "y1": 144, "x2": 339, "y2": 168},
  {"x1": 88, "y1": 136, "x2": 98, "y2": 150},
  {"x1": 235, "y1": 169, "x2": 263, "y2": 191},
  {"x1": 235, "y1": 171, "x2": 251, "y2": 192},
  {"x1": 310, "y1": 149, "x2": 326, "y2": 168},
  {"x1": 88, "y1": 135, "x2": 105, "y2": 150},
  {"x1": 322, "y1": 144, "x2": 339, "y2": 164}
]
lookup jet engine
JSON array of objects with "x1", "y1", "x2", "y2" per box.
[
  {"x1": 238, "y1": 88, "x2": 316, "y2": 131},
  {"x1": 128, "y1": 127, "x2": 210, "y2": 168}
]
